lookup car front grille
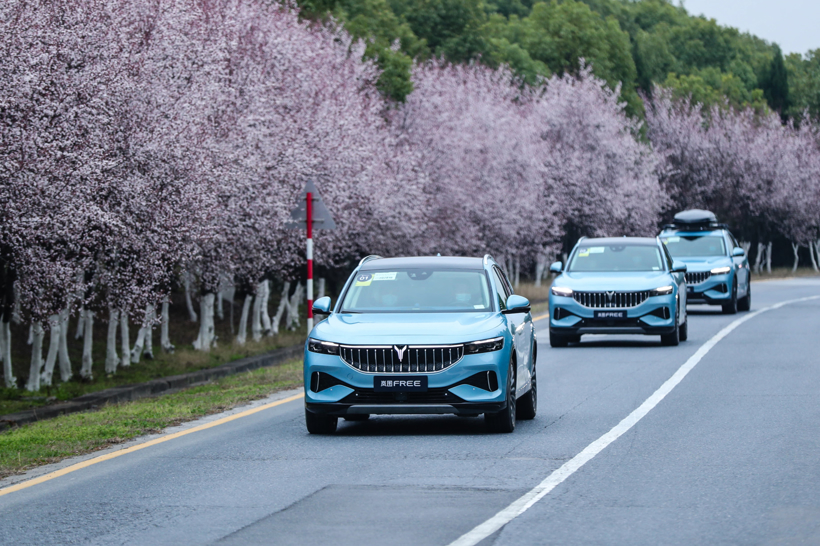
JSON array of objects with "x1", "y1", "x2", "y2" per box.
[
  {"x1": 686, "y1": 271, "x2": 711, "y2": 285},
  {"x1": 339, "y1": 345, "x2": 464, "y2": 373},
  {"x1": 572, "y1": 291, "x2": 650, "y2": 308}
]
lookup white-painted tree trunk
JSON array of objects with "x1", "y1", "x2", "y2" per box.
[
  {"x1": 317, "y1": 278, "x2": 326, "y2": 299},
  {"x1": 160, "y1": 300, "x2": 174, "y2": 353},
  {"x1": 286, "y1": 282, "x2": 303, "y2": 331},
  {"x1": 75, "y1": 307, "x2": 86, "y2": 339},
  {"x1": 25, "y1": 322, "x2": 45, "y2": 392},
  {"x1": 740, "y1": 241, "x2": 752, "y2": 257},
  {"x1": 142, "y1": 305, "x2": 154, "y2": 360},
  {"x1": 80, "y1": 311, "x2": 95, "y2": 379},
  {"x1": 271, "y1": 282, "x2": 290, "y2": 336},
  {"x1": 766, "y1": 242, "x2": 772, "y2": 274},
  {"x1": 184, "y1": 272, "x2": 198, "y2": 322},
  {"x1": 534, "y1": 254, "x2": 546, "y2": 287},
  {"x1": 791, "y1": 243, "x2": 800, "y2": 273},
  {"x1": 57, "y1": 309, "x2": 71, "y2": 382},
  {"x1": 754, "y1": 242, "x2": 765, "y2": 274},
  {"x1": 251, "y1": 285, "x2": 264, "y2": 342},
  {"x1": 260, "y1": 281, "x2": 272, "y2": 335},
  {"x1": 130, "y1": 305, "x2": 155, "y2": 364},
  {"x1": 105, "y1": 308, "x2": 120, "y2": 374},
  {"x1": 119, "y1": 312, "x2": 130, "y2": 368},
  {"x1": 192, "y1": 293, "x2": 216, "y2": 351},
  {"x1": 1, "y1": 317, "x2": 16, "y2": 388},
  {"x1": 40, "y1": 314, "x2": 62, "y2": 386},
  {"x1": 27, "y1": 323, "x2": 33, "y2": 345},
  {"x1": 236, "y1": 294, "x2": 253, "y2": 345},
  {"x1": 810, "y1": 240, "x2": 820, "y2": 272}
]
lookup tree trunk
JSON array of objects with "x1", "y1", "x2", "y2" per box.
[
  {"x1": 286, "y1": 282, "x2": 303, "y2": 331},
  {"x1": 251, "y1": 284, "x2": 264, "y2": 342},
  {"x1": 1, "y1": 317, "x2": 15, "y2": 388},
  {"x1": 105, "y1": 307, "x2": 119, "y2": 373},
  {"x1": 271, "y1": 281, "x2": 290, "y2": 336},
  {"x1": 119, "y1": 312, "x2": 130, "y2": 368},
  {"x1": 40, "y1": 314, "x2": 62, "y2": 386},
  {"x1": 236, "y1": 294, "x2": 253, "y2": 345},
  {"x1": 193, "y1": 293, "x2": 216, "y2": 351},
  {"x1": 130, "y1": 305, "x2": 155, "y2": 364},
  {"x1": 791, "y1": 243, "x2": 800, "y2": 273},
  {"x1": 25, "y1": 322, "x2": 45, "y2": 392},
  {"x1": 160, "y1": 300, "x2": 175, "y2": 353},
  {"x1": 754, "y1": 242, "x2": 765, "y2": 274},
  {"x1": 534, "y1": 253, "x2": 547, "y2": 287},
  {"x1": 143, "y1": 305, "x2": 154, "y2": 360},
  {"x1": 317, "y1": 278, "x2": 326, "y2": 299},
  {"x1": 811, "y1": 240, "x2": 820, "y2": 272},
  {"x1": 740, "y1": 241, "x2": 752, "y2": 257},
  {"x1": 80, "y1": 311, "x2": 95, "y2": 379},
  {"x1": 75, "y1": 307, "x2": 86, "y2": 339},
  {"x1": 766, "y1": 242, "x2": 772, "y2": 274},
  {"x1": 260, "y1": 280, "x2": 272, "y2": 335},
  {"x1": 184, "y1": 272, "x2": 198, "y2": 322},
  {"x1": 27, "y1": 323, "x2": 33, "y2": 345},
  {"x1": 57, "y1": 308, "x2": 71, "y2": 382}
]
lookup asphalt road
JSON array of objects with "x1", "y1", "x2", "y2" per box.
[{"x1": 1, "y1": 278, "x2": 819, "y2": 545}]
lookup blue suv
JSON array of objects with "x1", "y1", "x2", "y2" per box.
[
  {"x1": 549, "y1": 237, "x2": 688, "y2": 347},
  {"x1": 659, "y1": 210, "x2": 751, "y2": 314},
  {"x1": 304, "y1": 255, "x2": 537, "y2": 434}
]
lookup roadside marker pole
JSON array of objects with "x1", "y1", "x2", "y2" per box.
[{"x1": 306, "y1": 191, "x2": 314, "y2": 332}]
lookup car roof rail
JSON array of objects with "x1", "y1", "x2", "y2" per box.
[
  {"x1": 358, "y1": 255, "x2": 383, "y2": 267},
  {"x1": 578, "y1": 236, "x2": 587, "y2": 242},
  {"x1": 483, "y1": 254, "x2": 495, "y2": 266}
]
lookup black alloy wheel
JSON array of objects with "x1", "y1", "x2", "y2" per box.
[
  {"x1": 679, "y1": 319, "x2": 689, "y2": 341},
  {"x1": 722, "y1": 282, "x2": 738, "y2": 314},
  {"x1": 516, "y1": 345, "x2": 537, "y2": 420},
  {"x1": 305, "y1": 408, "x2": 338, "y2": 434},
  {"x1": 486, "y1": 357, "x2": 516, "y2": 433}
]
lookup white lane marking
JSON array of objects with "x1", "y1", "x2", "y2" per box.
[{"x1": 448, "y1": 295, "x2": 820, "y2": 546}]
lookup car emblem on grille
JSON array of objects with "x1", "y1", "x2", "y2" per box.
[
  {"x1": 606, "y1": 291, "x2": 615, "y2": 299},
  {"x1": 394, "y1": 345, "x2": 408, "y2": 362}
]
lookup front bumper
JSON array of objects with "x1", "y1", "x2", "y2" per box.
[
  {"x1": 686, "y1": 272, "x2": 733, "y2": 305},
  {"x1": 549, "y1": 293, "x2": 677, "y2": 336},
  {"x1": 303, "y1": 345, "x2": 510, "y2": 416}
]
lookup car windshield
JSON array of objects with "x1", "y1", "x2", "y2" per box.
[
  {"x1": 661, "y1": 235, "x2": 726, "y2": 257},
  {"x1": 568, "y1": 245, "x2": 665, "y2": 272},
  {"x1": 340, "y1": 269, "x2": 492, "y2": 313}
]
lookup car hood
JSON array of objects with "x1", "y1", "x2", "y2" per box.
[
  {"x1": 554, "y1": 271, "x2": 674, "y2": 291},
  {"x1": 311, "y1": 312, "x2": 507, "y2": 345},
  {"x1": 673, "y1": 256, "x2": 732, "y2": 272}
]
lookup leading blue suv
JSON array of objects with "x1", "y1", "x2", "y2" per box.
[
  {"x1": 304, "y1": 255, "x2": 537, "y2": 434},
  {"x1": 659, "y1": 210, "x2": 751, "y2": 314}
]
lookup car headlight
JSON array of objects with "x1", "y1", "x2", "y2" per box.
[
  {"x1": 551, "y1": 286, "x2": 573, "y2": 297},
  {"x1": 711, "y1": 266, "x2": 731, "y2": 275},
  {"x1": 464, "y1": 337, "x2": 504, "y2": 354},
  {"x1": 308, "y1": 338, "x2": 340, "y2": 355},
  {"x1": 650, "y1": 285, "x2": 674, "y2": 296}
]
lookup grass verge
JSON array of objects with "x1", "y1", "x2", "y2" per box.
[{"x1": 0, "y1": 360, "x2": 303, "y2": 480}]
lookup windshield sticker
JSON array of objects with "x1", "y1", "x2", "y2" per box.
[
  {"x1": 652, "y1": 267, "x2": 660, "y2": 270},
  {"x1": 372, "y1": 272, "x2": 397, "y2": 281},
  {"x1": 588, "y1": 247, "x2": 605, "y2": 253},
  {"x1": 354, "y1": 273, "x2": 372, "y2": 286},
  {"x1": 474, "y1": 304, "x2": 485, "y2": 309},
  {"x1": 663, "y1": 237, "x2": 680, "y2": 243},
  {"x1": 578, "y1": 249, "x2": 590, "y2": 257}
]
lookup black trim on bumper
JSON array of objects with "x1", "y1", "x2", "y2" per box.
[{"x1": 306, "y1": 401, "x2": 506, "y2": 416}]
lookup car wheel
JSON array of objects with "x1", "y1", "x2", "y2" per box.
[
  {"x1": 661, "y1": 316, "x2": 680, "y2": 346},
  {"x1": 679, "y1": 320, "x2": 688, "y2": 342},
  {"x1": 516, "y1": 358, "x2": 537, "y2": 421},
  {"x1": 722, "y1": 282, "x2": 738, "y2": 314},
  {"x1": 550, "y1": 330, "x2": 569, "y2": 348},
  {"x1": 738, "y1": 283, "x2": 751, "y2": 312},
  {"x1": 486, "y1": 358, "x2": 516, "y2": 433},
  {"x1": 343, "y1": 414, "x2": 370, "y2": 421},
  {"x1": 305, "y1": 408, "x2": 338, "y2": 434}
]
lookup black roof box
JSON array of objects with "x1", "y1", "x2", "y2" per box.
[{"x1": 673, "y1": 209, "x2": 717, "y2": 226}]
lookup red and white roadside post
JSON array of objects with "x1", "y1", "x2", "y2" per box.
[
  {"x1": 285, "y1": 180, "x2": 335, "y2": 334},
  {"x1": 306, "y1": 191, "x2": 314, "y2": 332}
]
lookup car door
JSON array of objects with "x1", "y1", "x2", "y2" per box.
[
  {"x1": 492, "y1": 266, "x2": 531, "y2": 396},
  {"x1": 662, "y1": 244, "x2": 686, "y2": 324}
]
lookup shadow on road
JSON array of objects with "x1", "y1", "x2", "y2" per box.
[{"x1": 332, "y1": 414, "x2": 529, "y2": 436}]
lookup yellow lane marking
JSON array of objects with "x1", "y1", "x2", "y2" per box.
[
  {"x1": 533, "y1": 313, "x2": 549, "y2": 322},
  {"x1": 0, "y1": 392, "x2": 305, "y2": 498}
]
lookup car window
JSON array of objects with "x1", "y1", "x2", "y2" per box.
[
  {"x1": 728, "y1": 232, "x2": 739, "y2": 250},
  {"x1": 661, "y1": 235, "x2": 726, "y2": 257},
  {"x1": 661, "y1": 244, "x2": 674, "y2": 269},
  {"x1": 567, "y1": 245, "x2": 665, "y2": 272},
  {"x1": 495, "y1": 267, "x2": 514, "y2": 296},
  {"x1": 340, "y1": 268, "x2": 492, "y2": 313},
  {"x1": 491, "y1": 268, "x2": 509, "y2": 311}
]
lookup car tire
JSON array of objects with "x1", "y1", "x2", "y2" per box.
[
  {"x1": 517, "y1": 346, "x2": 537, "y2": 420},
  {"x1": 722, "y1": 282, "x2": 738, "y2": 314},
  {"x1": 738, "y1": 283, "x2": 751, "y2": 312},
  {"x1": 550, "y1": 330, "x2": 569, "y2": 348},
  {"x1": 661, "y1": 317, "x2": 680, "y2": 346},
  {"x1": 343, "y1": 414, "x2": 370, "y2": 421},
  {"x1": 679, "y1": 320, "x2": 688, "y2": 342},
  {"x1": 486, "y1": 358, "x2": 516, "y2": 433},
  {"x1": 305, "y1": 408, "x2": 338, "y2": 434}
]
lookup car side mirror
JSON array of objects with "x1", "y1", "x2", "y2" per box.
[
  {"x1": 732, "y1": 247, "x2": 745, "y2": 257},
  {"x1": 503, "y1": 295, "x2": 531, "y2": 314},
  {"x1": 549, "y1": 261, "x2": 563, "y2": 274},
  {"x1": 312, "y1": 296, "x2": 332, "y2": 315},
  {"x1": 671, "y1": 261, "x2": 687, "y2": 273}
]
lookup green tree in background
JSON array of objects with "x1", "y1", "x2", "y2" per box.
[
  {"x1": 759, "y1": 45, "x2": 791, "y2": 121},
  {"x1": 786, "y1": 49, "x2": 820, "y2": 122}
]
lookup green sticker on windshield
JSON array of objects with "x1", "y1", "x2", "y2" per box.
[{"x1": 664, "y1": 237, "x2": 680, "y2": 244}]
